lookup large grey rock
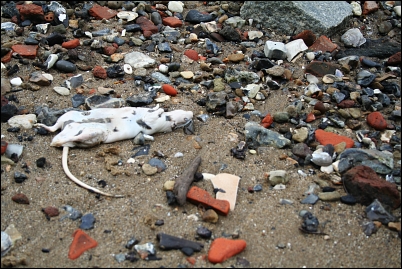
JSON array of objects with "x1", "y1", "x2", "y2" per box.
[
  {"x1": 240, "y1": 1, "x2": 353, "y2": 36},
  {"x1": 245, "y1": 121, "x2": 291, "y2": 149}
]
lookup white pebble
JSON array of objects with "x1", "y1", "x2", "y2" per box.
[
  {"x1": 174, "y1": 152, "x2": 183, "y2": 158},
  {"x1": 305, "y1": 52, "x2": 315, "y2": 61},
  {"x1": 158, "y1": 64, "x2": 169, "y2": 73},
  {"x1": 10, "y1": 77, "x2": 23, "y2": 86}
]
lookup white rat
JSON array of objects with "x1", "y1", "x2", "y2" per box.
[{"x1": 35, "y1": 105, "x2": 193, "y2": 197}]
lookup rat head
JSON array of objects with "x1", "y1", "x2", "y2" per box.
[{"x1": 140, "y1": 110, "x2": 194, "y2": 134}]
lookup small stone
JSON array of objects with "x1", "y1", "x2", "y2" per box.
[
  {"x1": 43, "y1": 206, "x2": 59, "y2": 217},
  {"x1": 163, "y1": 180, "x2": 175, "y2": 191},
  {"x1": 366, "y1": 111, "x2": 387, "y2": 131},
  {"x1": 80, "y1": 213, "x2": 95, "y2": 230},
  {"x1": 202, "y1": 209, "x2": 219, "y2": 223},
  {"x1": 318, "y1": 191, "x2": 341, "y2": 201},
  {"x1": 12, "y1": 193, "x2": 29, "y2": 204},
  {"x1": 196, "y1": 226, "x2": 212, "y2": 239},
  {"x1": 142, "y1": 163, "x2": 158, "y2": 176},
  {"x1": 340, "y1": 194, "x2": 357, "y2": 205}
]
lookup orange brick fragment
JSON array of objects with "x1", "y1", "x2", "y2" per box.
[
  {"x1": 68, "y1": 229, "x2": 98, "y2": 260},
  {"x1": 186, "y1": 186, "x2": 230, "y2": 216},
  {"x1": 315, "y1": 129, "x2": 354, "y2": 148},
  {"x1": 208, "y1": 238, "x2": 246, "y2": 263}
]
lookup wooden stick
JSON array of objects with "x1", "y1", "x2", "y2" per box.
[{"x1": 173, "y1": 155, "x2": 202, "y2": 205}]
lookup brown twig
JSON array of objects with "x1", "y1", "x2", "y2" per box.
[{"x1": 173, "y1": 155, "x2": 202, "y2": 205}]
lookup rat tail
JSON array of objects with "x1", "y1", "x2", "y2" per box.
[{"x1": 62, "y1": 146, "x2": 124, "y2": 198}]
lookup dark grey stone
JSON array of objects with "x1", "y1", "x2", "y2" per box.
[
  {"x1": 79, "y1": 213, "x2": 95, "y2": 230},
  {"x1": 240, "y1": 1, "x2": 352, "y2": 36},
  {"x1": 54, "y1": 60, "x2": 76, "y2": 73},
  {"x1": 245, "y1": 121, "x2": 291, "y2": 149},
  {"x1": 300, "y1": 193, "x2": 319, "y2": 205},
  {"x1": 185, "y1": 10, "x2": 215, "y2": 23},
  {"x1": 337, "y1": 148, "x2": 394, "y2": 175}
]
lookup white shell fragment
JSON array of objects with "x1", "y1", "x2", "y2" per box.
[
  {"x1": 117, "y1": 11, "x2": 138, "y2": 22},
  {"x1": 341, "y1": 28, "x2": 366, "y2": 47},
  {"x1": 123, "y1": 64, "x2": 133, "y2": 74}
]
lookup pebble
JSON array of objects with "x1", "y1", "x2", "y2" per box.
[
  {"x1": 142, "y1": 164, "x2": 158, "y2": 176},
  {"x1": 79, "y1": 213, "x2": 95, "y2": 230},
  {"x1": 12, "y1": 193, "x2": 30, "y2": 204}
]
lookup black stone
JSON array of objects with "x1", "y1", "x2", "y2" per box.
[
  {"x1": 219, "y1": 25, "x2": 241, "y2": 42},
  {"x1": 36, "y1": 157, "x2": 46, "y2": 168},
  {"x1": 322, "y1": 144, "x2": 335, "y2": 157},
  {"x1": 322, "y1": 186, "x2": 336, "y2": 192},
  {"x1": 71, "y1": 94, "x2": 86, "y2": 108},
  {"x1": 124, "y1": 24, "x2": 142, "y2": 32},
  {"x1": 340, "y1": 194, "x2": 357, "y2": 205},
  {"x1": 6, "y1": 64, "x2": 19, "y2": 76},
  {"x1": 14, "y1": 172, "x2": 28, "y2": 183},
  {"x1": 185, "y1": 10, "x2": 215, "y2": 23},
  {"x1": 193, "y1": 172, "x2": 203, "y2": 182},
  {"x1": 106, "y1": 65, "x2": 125, "y2": 78},
  {"x1": 157, "y1": 233, "x2": 203, "y2": 251},
  {"x1": 336, "y1": 38, "x2": 400, "y2": 59},
  {"x1": 46, "y1": 33, "x2": 65, "y2": 46},
  {"x1": 168, "y1": 62, "x2": 180, "y2": 72},
  {"x1": 125, "y1": 89, "x2": 157, "y2": 107},
  {"x1": 24, "y1": 36, "x2": 39, "y2": 45},
  {"x1": 54, "y1": 60, "x2": 76, "y2": 73},
  {"x1": 1, "y1": 104, "x2": 18, "y2": 122},
  {"x1": 125, "y1": 237, "x2": 140, "y2": 249},
  {"x1": 166, "y1": 190, "x2": 176, "y2": 205},
  {"x1": 301, "y1": 212, "x2": 319, "y2": 232},
  {"x1": 196, "y1": 226, "x2": 212, "y2": 239},
  {"x1": 180, "y1": 247, "x2": 194, "y2": 256}
]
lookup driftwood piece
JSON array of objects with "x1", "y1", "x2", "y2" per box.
[{"x1": 173, "y1": 155, "x2": 202, "y2": 205}]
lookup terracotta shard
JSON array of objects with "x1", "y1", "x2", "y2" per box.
[{"x1": 68, "y1": 229, "x2": 98, "y2": 260}]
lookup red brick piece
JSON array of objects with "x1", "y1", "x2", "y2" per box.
[
  {"x1": 367, "y1": 111, "x2": 387, "y2": 131},
  {"x1": 208, "y1": 238, "x2": 247, "y2": 264},
  {"x1": 93, "y1": 66, "x2": 107, "y2": 79},
  {"x1": 337, "y1": 100, "x2": 355, "y2": 108},
  {"x1": 17, "y1": 3, "x2": 44, "y2": 22},
  {"x1": 89, "y1": 4, "x2": 118, "y2": 20},
  {"x1": 362, "y1": 1, "x2": 379, "y2": 15},
  {"x1": 162, "y1": 17, "x2": 183, "y2": 28},
  {"x1": 342, "y1": 165, "x2": 400, "y2": 209},
  {"x1": 315, "y1": 129, "x2": 354, "y2": 148},
  {"x1": 386, "y1": 52, "x2": 401, "y2": 66},
  {"x1": 11, "y1": 45, "x2": 38, "y2": 59},
  {"x1": 62, "y1": 39, "x2": 80, "y2": 49},
  {"x1": 309, "y1": 35, "x2": 337, "y2": 53},
  {"x1": 1, "y1": 50, "x2": 13, "y2": 63},
  {"x1": 68, "y1": 229, "x2": 98, "y2": 260},
  {"x1": 186, "y1": 186, "x2": 230, "y2": 216},
  {"x1": 292, "y1": 30, "x2": 317, "y2": 47},
  {"x1": 136, "y1": 16, "x2": 159, "y2": 37},
  {"x1": 261, "y1": 113, "x2": 273, "y2": 128},
  {"x1": 184, "y1": 49, "x2": 199, "y2": 61}
]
